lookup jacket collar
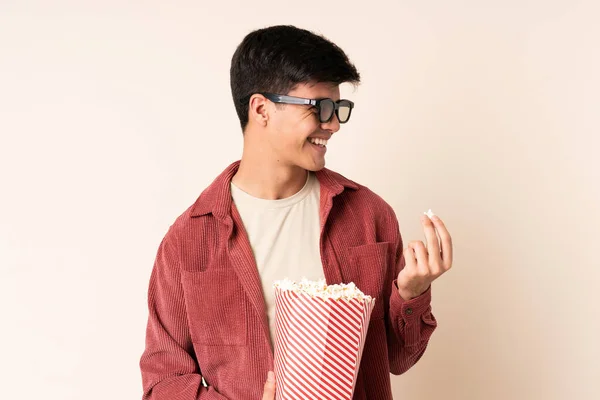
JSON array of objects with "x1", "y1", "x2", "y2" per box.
[{"x1": 190, "y1": 160, "x2": 358, "y2": 219}]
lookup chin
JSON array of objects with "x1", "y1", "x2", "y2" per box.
[{"x1": 304, "y1": 159, "x2": 326, "y2": 172}]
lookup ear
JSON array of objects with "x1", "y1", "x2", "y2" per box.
[{"x1": 248, "y1": 94, "x2": 269, "y2": 127}]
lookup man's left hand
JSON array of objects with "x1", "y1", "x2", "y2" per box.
[{"x1": 396, "y1": 213, "x2": 453, "y2": 301}]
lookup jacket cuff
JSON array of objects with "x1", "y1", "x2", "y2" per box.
[{"x1": 390, "y1": 280, "x2": 432, "y2": 321}]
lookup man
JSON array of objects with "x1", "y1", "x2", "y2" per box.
[{"x1": 140, "y1": 25, "x2": 453, "y2": 399}]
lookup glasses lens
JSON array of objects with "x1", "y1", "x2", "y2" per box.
[
  {"x1": 319, "y1": 100, "x2": 335, "y2": 123},
  {"x1": 337, "y1": 100, "x2": 352, "y2": 123}
]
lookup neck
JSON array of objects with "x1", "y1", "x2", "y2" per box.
[{"x1": 232, "y1": 142, "x2": 308, "y2": 200}]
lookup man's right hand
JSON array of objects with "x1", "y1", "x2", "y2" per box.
[{"x1": 262, "y1": 371, "x2": 276, "y2": 400}]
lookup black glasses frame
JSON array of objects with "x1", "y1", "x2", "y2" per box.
[{"x1": 259, "y1": 92, "x2": 354, "y2": 124}]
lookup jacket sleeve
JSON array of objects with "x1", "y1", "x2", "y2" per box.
[
  {"x1": 139, "y1": 228, "x2": 230, "y2": 399},
  {"x1": 384, "y1": 211, "x2": 438, "y2": 375}
]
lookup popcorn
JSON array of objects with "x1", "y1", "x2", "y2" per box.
[
  {"x1": 273, "y1": 279, "x2": 376, "y2": 400},
  {"x1": 424, "y1": 209, "x2": 435, "y2": 219},
  {"x1": 273, "y1": 278, "x2": 372, "y2": 302}
]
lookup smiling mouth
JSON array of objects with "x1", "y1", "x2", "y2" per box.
[{"x1": 308, "y1": 137, "x2": 328, "y2": 147}]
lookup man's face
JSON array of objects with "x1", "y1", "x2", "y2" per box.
[{"x1": 265, "y1": 82, "x2": 342, "y2": 171}]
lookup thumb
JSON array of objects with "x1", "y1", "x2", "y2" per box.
[{"x1": 262, "y1": 371, "x2": 276, "y2": 400}]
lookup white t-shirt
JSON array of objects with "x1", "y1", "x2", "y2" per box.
[{"x1": 230, "y1": 172, "x2": 324, "y2": 346}]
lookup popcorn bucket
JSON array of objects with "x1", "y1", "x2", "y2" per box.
[{"x1": 273, "y1": 280, "x2": 376, "y2": 400}]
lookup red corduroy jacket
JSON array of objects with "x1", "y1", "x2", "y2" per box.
[{"x1": 140, "y1": 161, "x2": 437, "y2": 399}]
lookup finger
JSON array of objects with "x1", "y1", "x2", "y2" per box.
[
  {"x1": 402, "y1": 246, "x2": 417, "y2": 272},
  {"x1": 262, "y1": 371, "x2": 276, "y2": 400},
  {"x1": 430, "y1": 216, "x2": 453, "y2": 269},
  {"x1": 408, "y1": 241, "x2": 430, "y2": 274},
  {"x1": 421, "y1": 214, "x2": 441, "y2": 258}
]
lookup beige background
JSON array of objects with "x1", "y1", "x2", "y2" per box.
[{"x1": 1, "y1": 1, "x2": 598, "y2": 399}]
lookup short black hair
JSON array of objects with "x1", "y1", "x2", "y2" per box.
[{"x1": 230, "y1": 25, "x2": 361, "y2": 130}]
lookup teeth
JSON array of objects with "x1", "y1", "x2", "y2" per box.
[{"x1": 309, "y1": 138, "x2": 328, "y2": 146}]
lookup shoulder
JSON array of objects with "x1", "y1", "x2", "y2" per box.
[
  {"x1": 327, "y1": 169, "x2": 398, "y2": 221},
  {"x1": 158, "y1": 203, "x2": 197, "y2": 248},
  {"x1": 322, "y1": 169, "x2": 401, "y2": 244}
]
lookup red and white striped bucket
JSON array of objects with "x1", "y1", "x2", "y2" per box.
[{"x1": 274, "y1": 287, "x2": 376, "y2": 400}]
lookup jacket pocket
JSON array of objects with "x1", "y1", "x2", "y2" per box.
[
  {"x1": 181, "y1": 269, "x2": 247, "y2": 346},
  {"x1": 346, "y1": 242, "x2": 391, "y2": 320}
]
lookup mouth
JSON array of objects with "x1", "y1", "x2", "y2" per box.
[{"x1": 307, "y1": 137, "x2": 328, "y2": 148}]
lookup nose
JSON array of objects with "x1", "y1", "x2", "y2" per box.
[{"x1": 321, "y1": 112, "x2": 340, "y2": 134}]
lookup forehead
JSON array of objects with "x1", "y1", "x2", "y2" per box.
[{"x1": 288, "y1": 81, "x2": 341, "y2": 101}]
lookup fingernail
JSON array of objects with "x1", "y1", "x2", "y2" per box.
[{"x1": 267, "y1": 371, "x2": 275, "y2": 382}]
